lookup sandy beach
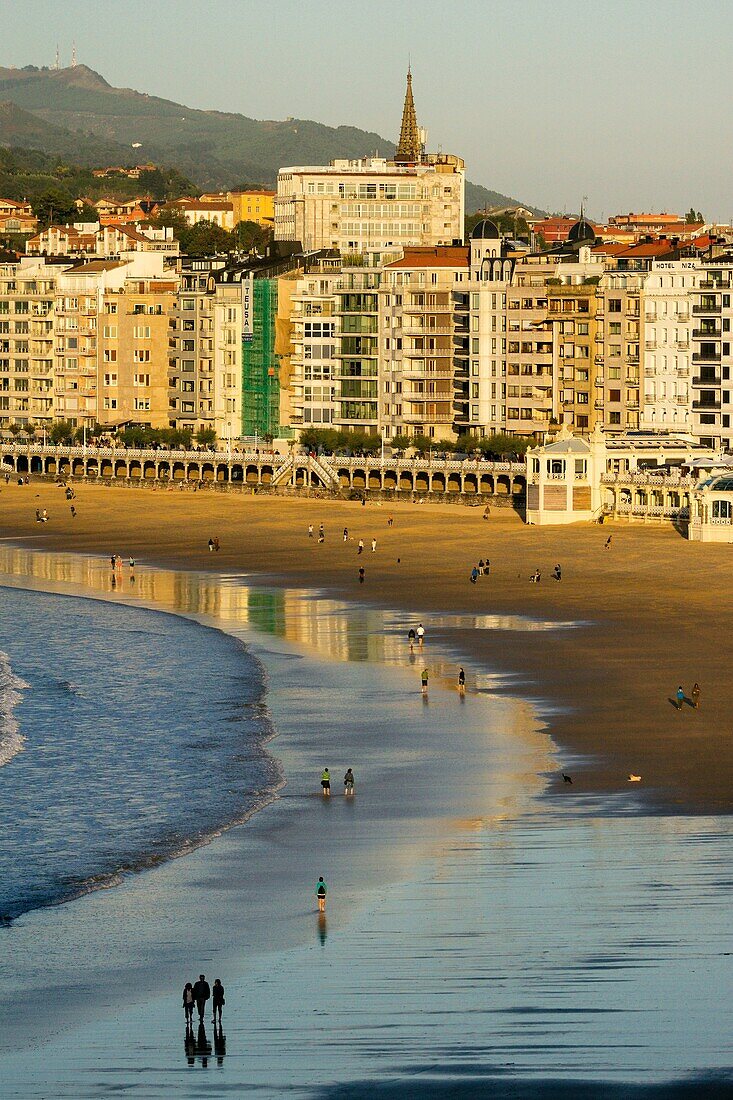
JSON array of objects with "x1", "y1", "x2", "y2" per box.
[{"x1": 1, "y1": 480, "x2": 731, "y2": 813}]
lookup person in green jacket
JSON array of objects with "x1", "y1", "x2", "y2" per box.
[
  {"x1": 316, "y1": 876, "x2": 327, "y2": 912},
  {"x1": 321, "y1": 768, "x2": 331, "y2": 796}
]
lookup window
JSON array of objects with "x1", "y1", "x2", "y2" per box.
[
  {"x1": 182, "y1": 299, "x2": 195, "y2": 310},
  {"x1": 134, "y1": 398, "x2": 150, "y2": 411},
  {"x1": 104, "y1": 373, "x2": 118, "y2": 386},
  {"x1": 134, "y1": 350, "x2": 151, "y2": 363},
  {"x1": 103, "y1": 350, "x2": 117, "y2": 363},
  {"x1": 134, "y1": 373, "x2": 150, "y2": 387},
  {"x1": 103, "y1": 397, "x2": 118, "y2": 410},
  {"x1": 608, "y1": 299, "x2": 622, "y2": 312},
  {"x1": 609, "y1": 411, "x2": 621, "y2": 424},
  {"x1": 133, "y1": 325, "x2": 151, "y2": 339},
  {"x1": 610, "y1": 389, "x2": 621, "y2": 402}
]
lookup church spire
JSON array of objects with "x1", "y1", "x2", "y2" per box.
[{"x1": 395, "y1": 66, "x2": 422, "y2": 164}]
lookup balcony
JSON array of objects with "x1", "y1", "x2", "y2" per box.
[
  {"x1": 699, "y1": 280, "x2": 727, "y2": 290},
  {"x1": 403, "y1": 347, "x2": 453, "y2": 357},
  {"x1": 692, "y1": 375, "x2": 720, "y2": 386},
  {"x1": 594, "y1": 400, "x2": 604, "y2": 410},
  {"x1": 692, "y1": 400, "x2": 721, "y2": 410},
  {"x1": 595, "y1": 377, "x2": 605, "y2": 387},
  {"x1": 692, "y1": 351, "x2": 721, "y2": 363},
  {"x1": 401, "y1": 367, "x2": 454, "y2": 380},
  {"x1": 693, "y1": 303, "x2": 722, "y2": 314},
  {"x1": 692, "y1": 328, "x2": 720, "y2": 339}
]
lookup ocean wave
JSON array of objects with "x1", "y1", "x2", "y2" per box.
[{"x1": 0, "y1": 650, "x2": 29, "y2": 767}]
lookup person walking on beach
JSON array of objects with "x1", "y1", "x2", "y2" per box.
[
  {"x1": 485, "y1": 558, "x2": 491, "y2": 576},
  {"x1": 192, "y1": 975, "x2": 210, "y2": 1023},
  {"x1": 316, "y1": 877, "x2": 327, "y2": 912},
  {"x1": 483, "y1": 505, "x2": 490, "y2": 521},
  {"x1": 358, "y1": 566, "x2": 365, "y2": 584},
  {"x1": 387, "y1": 514, "x2": 394, "y2": 527},
  {"x1": 421, "y1": 668, "x2": 429, "y2": 694},
  {"x1": 343, "y1": 527, "x2": 349, "y2": 542},
  {"x1": 691, "y1": 682, "x2": 701, "y2": 709},
  {"x1": 70, "y1": 504, "x2": 77, "y2": 518},
  {"x1": 470, "y1": 566, "x2": 478, "y2": 584},
  {"x1": 408, "y1": 627, "x2": 416, "y2": 652},
  {"x1": 553, "y1": 564, "x2": 562, "y2": 581},
  {"x1": 676, "y1": 685, "x2": 685, "y2": 710},
  {"x1": 211, "y1": 979, "x2": 225, "y2": 1024},
  {"x1": 458, "y1": 667, "x2": 466, "y2": 694},
  {"x1": 371, "y1": 538, "x2": 377, "y2": 552},
  {"x1": 321, "y1": 768, "x2": 331, "y2": 796},
  {"x1": 357, "y1": 539, "x2": 364, "y2": 554},
  {"x1": 344, "y1": 767, "x2": 355, "y2": 796},
  {"x1": 208, "y1": 538, "x2": 214, "y2": 552},
  {"x1": 183, "y1": 982, "x2": 195, "y2": 1025},
  {"x1": 604, "y1": 535, "x2": 613, "y2": 550},
  {"x1": 416, "y1": 623, "x2": 425, "y2": 647},
  {"x1": 308, "y1": 524, "x2": 314, "y2": 538},
  {"x1": 319, "y1": 523, "x2": 324, "y2": 540}
]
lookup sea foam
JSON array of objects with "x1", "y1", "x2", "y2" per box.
[{"x1": 0, "y1": 651, "x2": 29, "y2": 767}]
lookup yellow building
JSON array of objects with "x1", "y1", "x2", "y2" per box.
[{"x1": 227, "y1": 190, "x2": 275, "y2": 228}]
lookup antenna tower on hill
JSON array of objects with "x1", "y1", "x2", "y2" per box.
[
  {"x1": 71, "y1": 42, "x2": 77, "y2": 67},
  {"x1": 54, "y1": 44, "x2": 60, "y2": 70}
]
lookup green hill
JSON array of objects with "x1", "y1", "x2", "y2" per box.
[{"x1": 0, "y1": 64, "x2": 543, "y2": 214}]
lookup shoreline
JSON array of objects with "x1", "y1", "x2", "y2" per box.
[
  {"x1": 0, "y1": 549, "x2": 555, "y2": 1054},
  {"x1": 0, "y1": 482, "x2": 730, "y2": 813}
]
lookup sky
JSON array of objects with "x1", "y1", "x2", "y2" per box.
[{"x1": 2, "y1": 0, "x2": 732, "y2": 220}]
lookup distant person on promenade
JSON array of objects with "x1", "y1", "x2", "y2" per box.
[
  {"x1": 344, "y1": 767, "x2": 355, "y2": 796},
  {"x1": 691, "y1": 682, "x2": 701, "y2": 709},
  {"x1": 421, "y1": 668, "x2": 429, "y2": 694},
  {"x1": 416, "y1": 623, "x2": 425, "y2": 646},
  {"x1": 676, "y1": 685, "x2": 685, "y2": 710},
  {"x1": 183, "y1": 982, "x2": 195, "y2": 1025},
  {"x1": 316, "y1": 877, "x2": 327, "y2": 912},
  {"x1": 358, "y1": 566, "x2": 365, "y2": 584},
  {"x1": 211, "y1": 979, "x2": 225, "y2": 1024},
  {"x1": 321, "y1": 768, "x2": 331, "y2": 796},
  {"x1": 458, "y1": 667, "x2": 466, "y2": 694},
  {"x1": 192, "y1": 974, "x2": 210, "y2": 1023}
]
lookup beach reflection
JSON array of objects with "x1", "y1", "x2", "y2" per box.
[{"x1": 0, "y1": 547, "x2": 569, "y2": 693}]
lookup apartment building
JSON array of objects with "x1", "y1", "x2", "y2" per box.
[
  {"x1": 275, "y1": 72, "x2": 464, "y2": 266},
  {"x1": 214, "y1": 279, "x2": 244, "y2": 441},
  {"x1": 595, "y1": 272, "x2": 643, "y2": 433},
  {"x1": 640, "y1": 261, "x2": 698, "y2": 434},
  {"x1": 98, "y1": 270, "x2": 177, "y2": 429},
  {"x1": 0, "y1": 255, "x2": 71, "y2": 431},
  {"x1": 0, "y1": 199, "x2": 37, "y2": 235},
  {"x1": 27, "y1": 222, "x2": 178, "y2": 258},
  {"x1": 280, "y1": 263, "x2": 341, "y2": 432},
  {"x1": 379, "y1": 246, "x2": 468, "y2": 441},
  {"x1": 333, "y1": 270, "x2": 381, "y2": 432},
  {"x1": 167, "y1": 262, "x2": 223, "y2": 434},
  {"x1": 690, "y1": 259, "x2": 733, "y2": 449},
  {"x1": 53, "y1": 253, "x2": 175, "y2": 430}
]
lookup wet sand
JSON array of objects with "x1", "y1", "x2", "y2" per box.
[
  {"x1": 1, "y1": 481, "x2": 731, "y2": 813},
  {"x1": 0, "y1": 551, "x2": 731, "y2": 1096}
]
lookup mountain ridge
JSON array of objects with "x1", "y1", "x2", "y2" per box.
[{"x1": 0, "y1": 64, "x2": 544, "y2": 215}]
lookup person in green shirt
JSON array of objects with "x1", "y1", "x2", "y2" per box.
[
  {"x1": 321, "y1": 768, "x2": 331, "y2": 796},
  {"x1": 316, "y1": 876, "x2": 327, "y2": 912},
  {"x1": 421, "y1": 669, "x2": 429, "y2": 694}
]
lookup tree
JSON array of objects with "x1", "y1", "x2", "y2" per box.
[
  {"x1": 411, "y1": 433, "x2": 432, "y2": 456},
  {"x1": 390, "y1": 433, "x2": 410, "y2": 453},
  {"x1": 196, "y1": 427, "x2": 217, "y2": 446},
  {"x1": 49, "y1": 420, "x2": 75, "y2": 444},
  {"x1": 232, "y1": 220, "x2": 271, "y2": 253},
  {"x1": 33, "y1": 187, "x2": 77, "y2": 227}
]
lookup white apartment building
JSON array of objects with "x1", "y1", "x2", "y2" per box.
[
  {"x1": 212, "y1": 282, "x2": 243, "y2": 442},
  {"x1": 275, "y1": 155, "x2": 465, "y2": 266},
  {"x1": 286, "y1": 267, "x2": 340, "y2": 430},
  {"x1": 640, "y1": 260, "x2": 699, "y2": 434},
  {"x1": 0, "y1": 256, "x2": 72, "y2": 431}
]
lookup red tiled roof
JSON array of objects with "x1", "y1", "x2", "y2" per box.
[{"x1": 386, "y1": 246, "x2": 468, "y2": 269}]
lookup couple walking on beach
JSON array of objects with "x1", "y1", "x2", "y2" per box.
[
  {"x1": 183, "y1": 974, "x2": 224, "y2": 1024},
  {"x1": 320, "y1": 767, "x2": 355, "y2": 796}
]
